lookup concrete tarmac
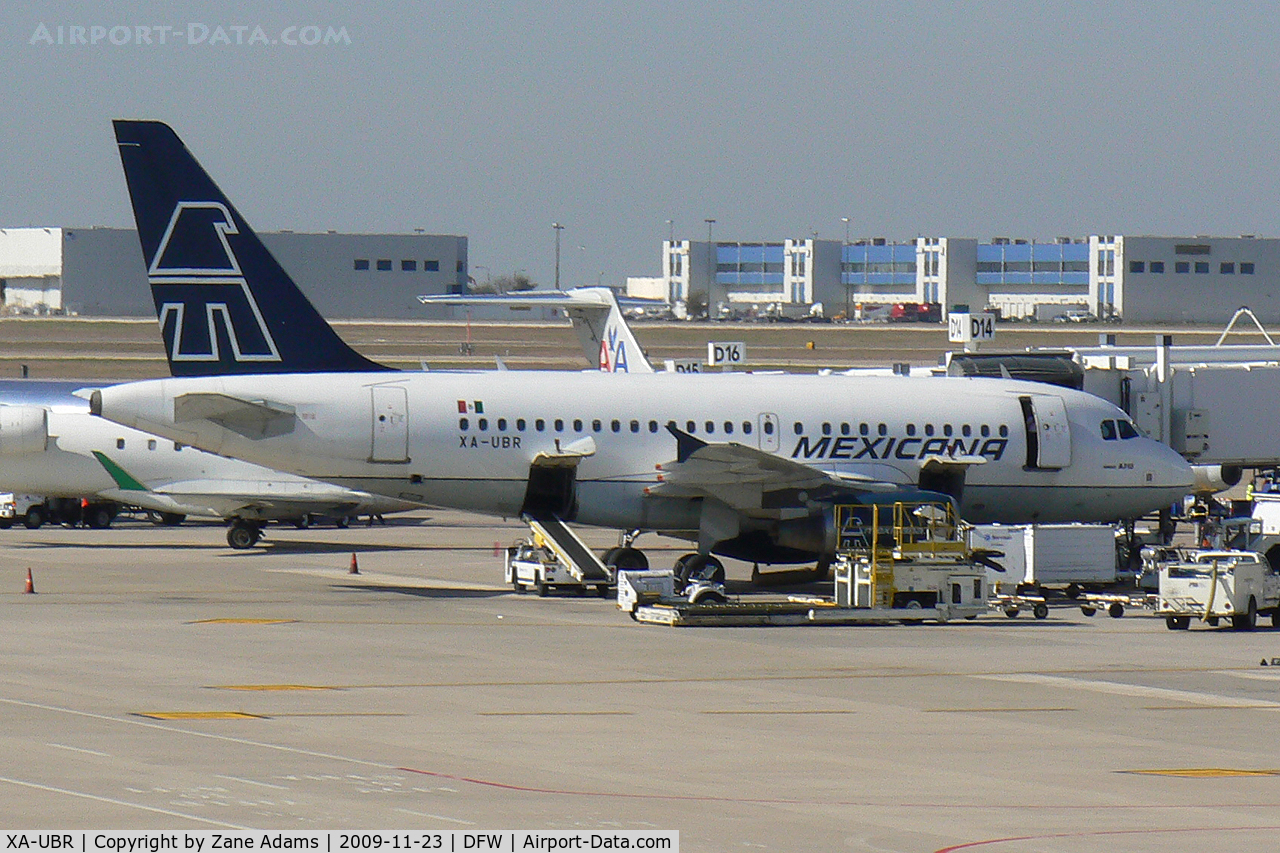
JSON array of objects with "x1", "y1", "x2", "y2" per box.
[{"x1": 4, "y1": 511, "x2": 1280, "y2": 851}]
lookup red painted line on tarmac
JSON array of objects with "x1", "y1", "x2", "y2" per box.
[
  {"x1": 934, "y1": 824, "x2": 1280, "y2": 852},
  {"x1": 401, "y1": 766, "x2": 1280, "y2": 814},
  {"x1": 400, "y1": 766, "x2": 804, "y2": 805}
]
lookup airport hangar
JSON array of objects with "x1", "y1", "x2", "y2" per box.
[
  {"x1": 0, "y1": 226, "x2": 468, "y2": 318},
  {"x1": 628, "y1": 233, "x2": 1280, "y2": 324}
]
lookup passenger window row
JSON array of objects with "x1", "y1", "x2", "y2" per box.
[
  {"x1": 113, "y1": 439, "x2": 185, "y2": 451},
  {"x1": 791, "y1": 421, "x2": 1007, "y2": 438},
  {"x1": 456, "y1": 416, "x2": 1009, "y2": 440},
  {"x1": 458, "y1": 417, "x2": 758, "y2": 436}
]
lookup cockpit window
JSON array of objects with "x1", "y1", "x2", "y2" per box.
[{"x1": 1101, "y1": 418, "x2": 1141, "y2": 440}]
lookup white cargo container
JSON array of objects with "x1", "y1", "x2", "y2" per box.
[{"x1": 969, "y1": 524, "x2": 1117, "y2": 590}]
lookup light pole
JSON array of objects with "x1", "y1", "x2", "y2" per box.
[
  {"x1": 552, "y1": 222, "x2": 565, "y2": 290},
  {"x1": 841, "y1": 217, "x2": 851, "y2": 319},
  {"x1": 704, "y1": 218, "x2": 716, "y2": 316}
]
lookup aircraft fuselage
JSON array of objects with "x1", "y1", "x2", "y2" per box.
[{"x1": 94, "y1": 370, "x2": 1193, "y2": 540}]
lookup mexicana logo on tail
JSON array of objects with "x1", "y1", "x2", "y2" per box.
[
  {"x1": 114, "y1": 119, "x2": 392, "y2": 376},
  {"x1": 150, "y1": 201, "x2": 282, "y2": 365}
]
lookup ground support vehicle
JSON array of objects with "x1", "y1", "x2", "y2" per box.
[
  {"x1": 969, "y1": 523, "x2": 1118, "y2": 595},
  {"x1": 632, "y1": 502, "x2": 993, "y2": 627},
  {"x1": 1157, "y1": 550, "x2": 1280, "y2": 630},
  {"x1": 506, "y1": 538, "x2": 610, "y2": 597},
  {"x1": 1074, "y1": 591, "x2": 1158, "y2": 618},
  {"x1": 991, "y1": 590, "x2": 1051, "y2": 620},
  {"x1": 819, "y1": 502, "x2": 990, "y2": 624},
  {"x1": 0, "y1": 493, "x2": 119, "y2": 529}
]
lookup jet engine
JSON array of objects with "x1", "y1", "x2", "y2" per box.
[
  {"x1": 1190, "y1": 464, "x2": 1243, "y2": 495},
  {"x1": 0, "y1": 406, "x2": 48, "y2": 455}
]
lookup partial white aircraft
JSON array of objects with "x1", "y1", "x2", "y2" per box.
[
  {"x1": 92, "y1": 120, "x2": 1194, "y2": 576},
  {"x1": 0, "y1": 400, "x2": 416, "y2": 545},
  {"x1": 0, "y1": 381, "x2": 414, "y2": 545}
]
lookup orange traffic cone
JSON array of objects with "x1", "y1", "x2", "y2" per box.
[
  {"x1": 24, "y1": 568, "x2": 35, "y2": 594},
  {"x1": 349, "y1": 553, "x2": 359, "y2": 575}
]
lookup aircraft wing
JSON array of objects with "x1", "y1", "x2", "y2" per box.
[
  {"x1": 92, "y1": 449, "x2": 419, "y2": 521},
  {"x1": 648, "y1": 427, "x2": 901, "y2": 515},
  {"x1": 173, "y1": 392, "x2": 296, "y2": 439}
]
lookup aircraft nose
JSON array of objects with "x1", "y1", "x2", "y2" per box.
[{"x1": 1148, "y1": 439, "x2": 1194, "y2": 492}]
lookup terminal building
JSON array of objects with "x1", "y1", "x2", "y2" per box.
[
  {"x1": 0, "y1": 226, "x2": 468, "y2": 318},
  {"x1": 628, "y1": 234, "x2": 1280, "y2": 324}
]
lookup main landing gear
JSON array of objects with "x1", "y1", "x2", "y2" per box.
[
  {"x1": 227, "y1": 520, "x2": 264, "y2": 549},
  {"x1": 674, "y1": 553, "x2": 726, "y2": 585}
]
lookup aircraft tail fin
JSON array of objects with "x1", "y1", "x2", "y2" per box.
[
  {"x1": 112, "y1": 120, "x2": 392, "y2": 376},
  {"x1": 417, "y1": 287, "x2": 655, "y2": 373}
]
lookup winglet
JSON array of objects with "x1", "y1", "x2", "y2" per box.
[{"x1": 113, "y1": 120, "x2": 393, "y2": 376}]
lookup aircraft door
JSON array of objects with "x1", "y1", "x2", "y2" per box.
[
  {"x1": 370, "y1": 385, "x2": 409, "y2": 463},
  {"x1": 758, "y1": 412, "x2": 780, "y2": 453},
  {"x1": 1021, "y1": 394, "x2": 1071, "y2": 469}
]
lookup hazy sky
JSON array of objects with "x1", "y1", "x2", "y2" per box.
[{"x1": 4, "y1": 1, "x2": 1280, "y2": 291}]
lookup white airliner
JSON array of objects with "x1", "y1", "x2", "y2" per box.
[
  {"x1": 91, "y1": 120, "x2": 1194, "y2": 575},
  {"x1": 0, "y1": 396, "x2": 416, "y2": 545}
]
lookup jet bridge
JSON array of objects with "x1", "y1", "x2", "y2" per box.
[{"x1": 963, "y1": 310, "x2": 1280, "y2": 473}]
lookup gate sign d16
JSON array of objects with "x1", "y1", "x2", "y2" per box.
[
  {"x1": 707, "y1": 341, "x2": 747, "y2": 366},
  {"x1": 948, "y1": 313, "x2": 995, "y2": 343}
]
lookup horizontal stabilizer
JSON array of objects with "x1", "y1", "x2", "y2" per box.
[{"x1": 419, "y1": 287, "x2": 655, "y2": 373}]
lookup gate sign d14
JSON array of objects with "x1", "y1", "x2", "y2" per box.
[
  {"x1": 707, "y1": 341, "x2": 746, "y2": 366},
  {"x1": 948, "y1": 313, "x2": 995, "y2": 343}
]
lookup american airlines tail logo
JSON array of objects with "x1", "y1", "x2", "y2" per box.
[
  {"x1": 598, "y1": 324, "x2": 630, "y2": 372},
  {"x1": 149, "y1": 201, "x2": 282, "y2": 364}
]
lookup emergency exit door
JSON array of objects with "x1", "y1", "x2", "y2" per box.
[
  {"x1": 370, "y1": 385, "x2": 409, "y2": 463},
  {"x1": 758, "y1": 412, "x2": 780, "y2": 452}
]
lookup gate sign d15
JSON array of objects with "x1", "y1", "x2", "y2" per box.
[
  {"x1": 707, "y1": 341, "x2": 746, "y2": 366},
  {"x1": 948, "y1": 313, "x2": 995, "y2": 343}
]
